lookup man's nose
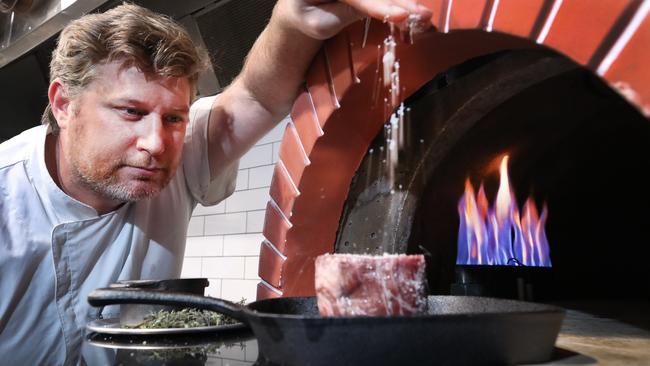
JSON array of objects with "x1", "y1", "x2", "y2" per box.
[{"x1": 136, "y1": 116, "x2": 166, "y2": 156}]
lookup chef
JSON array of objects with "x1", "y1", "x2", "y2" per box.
[{"x1": 0, "y1": 0, "x2": 431, "y2": 364}]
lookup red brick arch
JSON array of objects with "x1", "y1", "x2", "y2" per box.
[{"x1": 257, "y1": 0, "x2": 650, "y2": 299}]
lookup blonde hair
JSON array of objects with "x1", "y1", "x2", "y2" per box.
[{"x1": 42, "y1": 3, "x2": 210, "y2": 132}]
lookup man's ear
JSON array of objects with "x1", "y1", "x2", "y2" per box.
[{"x1": 48, "y1": 79, "x2": 73, "y2": 130}]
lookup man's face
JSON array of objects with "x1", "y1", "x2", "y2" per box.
[{"x1": 59, "y1": 61, "x2": 191, "y2": 204}]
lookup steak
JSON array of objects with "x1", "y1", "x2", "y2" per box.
[{"x1": 314, "y1": 253, "x2": 428, "y2": 316}]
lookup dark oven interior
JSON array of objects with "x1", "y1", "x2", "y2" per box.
[{"x1": 334, "y1": 49, "x2": 650, "y2": 310}]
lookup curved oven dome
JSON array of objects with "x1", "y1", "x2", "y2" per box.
[{"x1": 258, "y1": 0, "x2": 650, "y2": 299}]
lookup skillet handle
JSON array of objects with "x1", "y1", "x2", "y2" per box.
[{"x1": 88, "y1": 287, "x2": 250, "y2": 325}]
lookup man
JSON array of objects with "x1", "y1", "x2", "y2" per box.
[{"x1": 0, "y1": 0, "x2": 431, "y2": 364}]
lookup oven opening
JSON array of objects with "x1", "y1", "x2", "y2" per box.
[{"x1": 334, "y1": 48, "x2": 650, "y2": 304}]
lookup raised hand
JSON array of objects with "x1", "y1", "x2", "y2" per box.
[{"x1": 277, "y1": 0, "x2": 433, "y2": 40}]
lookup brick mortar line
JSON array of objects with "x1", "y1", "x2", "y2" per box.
[
  {"x1": 193, "y1": 206, "x2": 268, "y2": 216},
  {"x1": 248, "y1": 140, "x2": 282, "y2": 149},
  {"x1": 185, "y1": 255, "x2": 261, "y2": 258},
  {"x1": 238, "y1": 183, "x2": 272, "y2": 190},
  {"x1": 196, "y1": 232, "x2": 261, "y2": 236},
  {"x1": 237, "y1": 162, "x2": 277, "y2": 170},
  {"x1": 204, "y1": 207, "x2": 269, "y2": 215},
  {"x1": 197, "y1": 255, "x2": 261, "y2": 258},
  {"x1": 191, "y1": 209, "x2": 268, "y2": 217}
]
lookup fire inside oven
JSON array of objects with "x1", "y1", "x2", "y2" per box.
[
  {"x1": 334, "y1": 49, "x2": 650, "y2": 302},
  {"x1": 456, "y1": 154, "x2": 551, "y2": 268}
]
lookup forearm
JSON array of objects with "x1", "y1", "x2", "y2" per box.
[
  {"x1": 207, "y1": 4, "x2": 327, "y2": 176},
  {"x1": 237, "y1": 7, "x2": 323, "y2": 121}
]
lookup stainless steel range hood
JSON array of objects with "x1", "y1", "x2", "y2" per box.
[{"x1": 0, "y1": 0, "x2": 110, "y2": 69}]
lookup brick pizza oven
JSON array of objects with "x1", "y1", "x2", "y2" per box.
[{"x1": 256, "y1": 0, "x2": 650, "y2": 301}]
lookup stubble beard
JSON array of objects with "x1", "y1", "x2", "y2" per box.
[{"x1": 68, "y1": 151, "x2": 172, "y2": 203}]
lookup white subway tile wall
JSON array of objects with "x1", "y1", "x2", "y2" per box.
[
  {"x1": 248, "y1": 165, "x2": 275, "y2": 189},
  {"x1": 204, "y1": 212, "x2": 247, "y2": 235},
  {"x1": 246, "y1": 210, "x2": 265, "y2": 232},
  {"x1": 271, "y1": 142, "x2": 281, "y2": 163},
  {"x1": 240, "y1": 144, "x2": 273, "y2": 169},
  {"x1": 182, "y1": 116, "x2": 290, "y2": 303}
]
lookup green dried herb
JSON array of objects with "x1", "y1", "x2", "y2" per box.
[{"x1": 133, "y1": 298, "x2": 246, "y2": 329}]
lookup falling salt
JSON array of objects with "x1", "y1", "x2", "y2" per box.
[
  {"x1": 389, "y1": 114, "x2": 399, "y2": 149},
  {"x1": 372, "y1": 45, "x2": 383, "y2": 107},
  {"x1": 397, "y1": 102, "x2": 405, "y2": 146},
  {"x1": 347, "y1": 33, "x2": 361, "y2": 84},
  {"x1": 404, "y1": 13, "x2": 424, "y2": 44},
  {"x1": 382, "y1": 36, "x2": 396, "y2": 88},
  {"x1": 377, "y1": 17, "x2": 423, "y2": 193},
  {"x1": 391, "y1": 61, "x2": 400, "y2": 106},
  {"x1": 380, "y1": 31, "x2": 403, "y2": 189},
  {"x1": 362, "y1": 17, "x2": 371, "y2": 48}
]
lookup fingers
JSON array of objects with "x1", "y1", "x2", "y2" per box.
[
  {"x1": 344, "y1": 0, "x2": 432, "y2": 23},
  {"x1": 393, "y1": 0, "x2": 433, "y2": 16},
  {"x1": 301, "y1": 2, "x2": 365, "y2": 39},
  {"x1": 318, "y1": 2, "x2": 364, "y2": 23}
]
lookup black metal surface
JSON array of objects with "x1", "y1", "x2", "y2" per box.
[
  {"x1": 451, "y1": 265, "x2": 552, "y2": 301},
  {"x1": 109, "y1": 278, "x2": 211, "y2": 326},
  {"x1": 110, "y1": 278, "x2": 209, "y2": 294},
  {"x1": 86, "y1": 326, "x2": 254, "y2": 349},
  {"x1": 88, "y1": 288, "x2": 565, "y2": 366},
  {"x1": 0, "y1": 53, "x2": 49, "y2": 141},
  {"x1": 194, "y1": 0, "x2": 277, "y2": 87},
  {"x1": 90, "y1": 288, "x2": 247, "y2": 323}
]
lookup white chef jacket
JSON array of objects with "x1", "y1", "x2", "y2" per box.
[{"x1": 0, "y1": 95, "x2": 238, "y2": 365}]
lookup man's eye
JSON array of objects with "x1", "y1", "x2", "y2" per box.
[
  {"x1": 164, "y1": 115, "x2": 185, "y2": 123},
  {"x1": 125, "y1": 108, "x2": 142, "y2": 116}
]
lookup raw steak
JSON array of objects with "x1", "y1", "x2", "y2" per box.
[{"x1": 314, "y1": 253, "x2": 428, "y2": 316}]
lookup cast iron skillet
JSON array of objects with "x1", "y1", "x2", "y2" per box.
[{"x1": 88, "y1": 288, "x2": 565, "y2": 366}]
